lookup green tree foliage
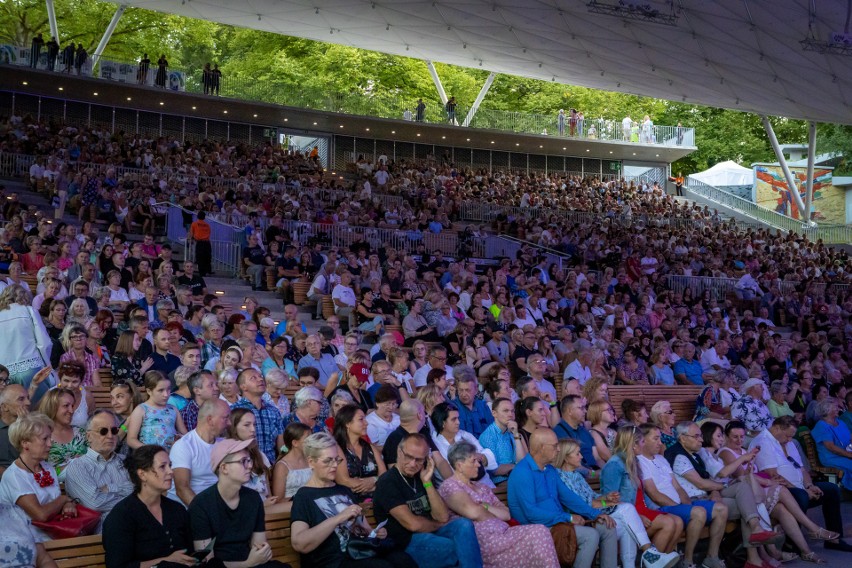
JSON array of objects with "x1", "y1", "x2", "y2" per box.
[{"x1": 0, "y1": 0, "x2": 823, "y2": 175}]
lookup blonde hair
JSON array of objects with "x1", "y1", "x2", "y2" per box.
[
  {"x1": 416, "y1": 383, "x2": 445, "y2": 414},
  {"x1": 8, "y1": 412, "x2": 54, "y2": 452},
  {"x1": 586, "y1": 400, "x2": 613, "y2": 426},
  {"x1": 581, "y1": 376, "x2": 609, "y2": 404},
  {"x1": 37, "y1": 388, "x2": 75, "y2": 422},
  {"x1": 612, "y1": 426, "x2": 643, "y2": 486},
  {"x1": 552, "y1": 438, "x2": 581, "y2": 470}
]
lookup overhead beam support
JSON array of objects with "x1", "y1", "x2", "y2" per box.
[
  {"x1": 45, "y1": 0, "x2": 59, "y2": 42},
  {"x1": 761, "y1": 115, "x2": 809, "y2": 224},
  {"x1": 425, "y1": 60, "x2": 448, "y2": 106},
  {"x1": 804, "y1": 121, "x2": 817, "y2": 226},
  {"x1": 92, "y1": 5, "x2": 126, "y2": 68},
  {"x1": 462, "y1": 71, "x2": 497, "y2": 127}
]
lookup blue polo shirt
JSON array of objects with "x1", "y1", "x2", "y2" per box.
[
  {"x1": 507, "y1": 454, "x2": 600, "y2": 527},
  {"x1": 297, "y1": 352, "x2": 339, "y2": 386},
  {"x1": 553, "y1": 419, "x2": 596, "y2": 469},
  {"x1": 478, "y1": 422, "x2": 516, "y2": 484},
  {"x1": 454, "y1": 397, "x2": 494, "y2": 438},
  {"x1": 673, "y1": 358, "x2": 704, "y2": 385}
]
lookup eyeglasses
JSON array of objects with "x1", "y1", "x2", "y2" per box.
[
  {"x1": 432, "y1": 356, "x2": 447, "y2": 362},
  {"x1": 663, "y1": 410, "x2": 675, "y2": 415},
  {"x1": 400, "y1": 449, "x2": 427, "y2": 466},
  {"x1": 318, "y1": 457, "x2": 344, "y2": 467},
  {"x1": 0, "y1": 377, "x2": 9, "y2": 386},
  {"x1": 223, "y1": 457, "x2": 253, "y2": 468},
  {"x1": 90, "y1": 427, "x2": 120, "y2": 436}
]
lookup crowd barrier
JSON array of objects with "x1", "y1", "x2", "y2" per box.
[{"x1": 666, "y1": 274, "x2": 850, "y2": 301}]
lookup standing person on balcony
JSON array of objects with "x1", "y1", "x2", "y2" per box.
[
  {"x1": 46, "y1": 36, "x2": 59, "y2": 71},
  {"x1": 62, "y1": 42, "x2": 74, "y2": 73},
  {"x1": 211, "y1": 64, "x2": 221, "y2": 95},
  {"x1": 415, "y1": 98, "x2": 426, "y2": 122},
  {"x1": 446, "y1": 96, "x2": 457, "y2": 124},
  {"x1": 202, "y1": 62, "x2": 211, "y2": 94},
  {"x1": 137, "y1": 53, "x2": 150, "y2": 85},
  {"x1": 155, "y1": 54, "x2": 168, "y2": 88},
  {"x1": 188, "y1": 212, "x2": 212, "y2": 278},
  {"x1": 557, "y1": 109, "x2": 566, "y2": 136},
  {"x1": 30, "y1": 33, "x2": 44, "y2": 68}
]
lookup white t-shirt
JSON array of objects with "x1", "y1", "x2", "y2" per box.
[
  {"x1": 563, "y1": 360, "x2": 592, "y2": 384},
  {"x1": 750, "y1": 430, "x2": 804, "y2": 489},
  {"x1": 700, "y1": 349, "x2": 731, "y2": 372},
  {"x1": 670, "y1": 454, "x2": 707, "y2": 498},
  {"x1": 331, "y1": 284, "x2": 357, "y2": 310},
  {"x1": 432, "y1": 431, "x2": 497, "y2": 488},
  {"x1": 366, "y1": 412, "x2": 400, "y2": 447},
  {"x1": 638, "y1": 454, "x2": 681, "y2": 506},
  {"x1": 167, "y1": 430, "x2": 218, "y2": 506},
  {"x1": 0, "y1": 461, "x2": 61, "y2": 542},
  {"x1": 413, "y1": 363, "x2": 454, "y2": 388}
]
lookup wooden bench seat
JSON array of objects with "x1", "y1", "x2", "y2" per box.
[{"x1": 609, "y1": 385, "x2": 703, "y2": 424}]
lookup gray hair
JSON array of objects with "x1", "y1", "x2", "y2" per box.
[
  {"x1": 452, "y1": 364, "x2": 477, "y2": 386},
  {"x1": 447, "y1": 440, "x2": 479, "y2": 469},
  {"x1": 674, "y1": 421, "x2": 696, "y2": 438},
  {"x1": 769, "y1": 380, "x2": 787, "y2": 395},
  {"x1": 155, "y1": 299, "x2": 175, "y2": 312},
  {"x1": 264, "y1": 368, "x2": 288, "y2": 388},
  {"x1": 217, "y1": 368, "x2": 238, "y2": 383},
  {"x1": 814, "y1": 397, "x2": 839, "y2": 421},
  {"x1": 202, "y1": 313, "x2": 222, "y2": 331},
  {"x1": 173, "y1": 365, "x2": 196, "y2": 388},
  {"x1": 188, "y1": 369, "x2": 213, "y2": 394},
  {"x1": 329, "y1": 390, "x2": 355, "y2": 407},
  {"x1": 84, "y1": 409, "x2": 118, "y2": 431},
  {"x1": 302, "y1": 431, "x2": 338, "y2": 460},
  {"x1": 294, "y1": 386, "x2": 324, "y2": 409}
]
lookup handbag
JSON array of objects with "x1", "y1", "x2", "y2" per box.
[
  {"x1": 32, "y1": 504, "x2": 101, "y2": 539},
  {"x1": 345, "y1": 536, "x2": 395, "y2": 560},
  {"x1": 549, "y1": 522, "x2": 578, "y2": 567}
]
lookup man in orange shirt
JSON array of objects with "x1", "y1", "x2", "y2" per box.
[{"x1": 189, "y1": 211, "x2": 212, "y2": 277}]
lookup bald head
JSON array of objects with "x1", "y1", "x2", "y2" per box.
[
  {"x1": 399, "y1": 399, "x2": 424, "y2": 423},
  {"x1": 529, "y1": 428, "x2": 559, "y2": 467}
]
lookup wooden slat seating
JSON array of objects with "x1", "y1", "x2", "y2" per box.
[
  {"x1": 292, "y1": 282, "x2": 311, "y2": 305},
  {"x1": 608, "y1": 385, "x2": 703, "y2": 424},
  {"x1": 321, "y1": 296, "x2": 335, "y2": 320},
  {"x1": 22, "y1": 273, "x2": 39, "y2": 290},
  {"x1": 799, "y1": 430, "x2": 843, "y2": 485}
]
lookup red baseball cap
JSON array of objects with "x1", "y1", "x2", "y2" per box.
[{"x1": 349, "y1": 363, "x2": 371, "y2": 384}]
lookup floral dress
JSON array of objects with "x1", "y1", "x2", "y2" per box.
[
  {"x1": 139, "y1": 403, "x2": 179, "y2": 450},
  {"x1": 49, "y1": 428, "x2": 88, "y2": 476},
  {"x1": 111, "y1": 353, "x2": 143, "y2": 386},
  {"x1": 438, "y1": 476, "x2": 559, "y2": 568}
]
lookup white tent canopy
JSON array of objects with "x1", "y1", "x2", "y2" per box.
[
  {"x1": 120, "y1": 0, "x2": 852, "y2": 125},
  {"x1": 688, "y1": 160, "x2": 753, "y2": 187}
]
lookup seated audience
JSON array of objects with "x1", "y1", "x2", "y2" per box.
[
  {"x1": 809, "y1": 397, "x2": 852, "y2": 492},
  {"x1": 103, "y1": 445, "x2": 197, "y2": 568},
  {"x1": 290, "y1": 432, "x2": 416, "y2": 568},
  {"x1": 271, "y1": 422, "x2": 312, "y2": 507},
  {"x1": 0, "y1": 412, "x2": 78, "y2": 543},
  {"x1": 0, "y1": 384, "x2": 30, "y2": 477},
  {"x1": 452, "y1": 367, "x2": 493, "y2": 438},
  {"x1": 731, "y1": 378, "x2": 773, "y2": 436},
  {"x1": 439, "y1": 439, "x2": 560, "y2": 567},
  {"x1": 553, "y1": 395, "x2": 600, "y2": 471},
  {"x1": 331, "y1": 404, "x2": 386, "y2": 502},
  {"x1": 477, "y1": 397, "x2": 527, "y2": 484},
  {"x1": 181, "y1": 369, "x2": 220, "y2": 431},
  {"x1": 0, "y1": 501, "x2": 57, "y2": 568},
  {"x1": 283, "y1": 386, "x2": 327, "y2": 435},
  {"x1": 232, "y1": 368, "x2": 284, "y2": 464},
  {"x1": 53, "y1": 360, "x2": 95, "y2": 428},
  {"x1": 126, "y1": 371, "x2": 187, "y2": 451},
  {"x1": 650, "y1": 400, "x2": 678, "y2": 450},
  {"x1": 366, "y1": 385, "x2": 400, "y2": 447},
  {"x1": 38, "y1": 387, "x2": 88, "y2": 475},
  {"x1": 381, "y1": 399, "x2": 453, "y2": 480},
  {"x1": 169, "y1": 399, "x2": 230, "y2": 507},
  {"x1": 64, "y1": 409, "x2": 134, "y2": 533},
  {"x1": 508, "y1": 428, "x2": 617, "y2": 568},
  {"x1": 374, "y1": 432, "x2": 483, "y2": 568}
]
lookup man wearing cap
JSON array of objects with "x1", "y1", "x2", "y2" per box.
[
  {"x1": 731, "y1": 378, "x2": 773, "y2": 437},
  {"x1": 485, "y1": 326, "x2": 509, "y2": 363},
  {"x1": 189, "y1": 438, "x2": 288, "y2": 568},
  {"x1": 232, "y1": 369, "x2": 284, "y2": 464},
  {"x1": 169, "y1": 400, "x2": 230, "y2": 507}
]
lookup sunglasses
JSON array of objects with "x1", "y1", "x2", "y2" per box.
[{"x1": 90, "y1": 427, "x2": 120, "y2": 436}]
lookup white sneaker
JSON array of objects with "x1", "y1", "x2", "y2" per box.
[{"x1": 641, "y1": 547, "x2": 681, "y2": 568}]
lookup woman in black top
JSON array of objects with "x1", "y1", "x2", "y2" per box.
[
  {"x1": 290, "y1": 433, "x2": 415, "y2": 568},
  {"x1": 103, "y1": 445, "x2": 198, "y2": 568},
  {"x1": 332, "y1": 405, "x2": 386, "y2": 502},
  {"x1": 155, "y1": 55, "x2": 168, "y2": 88}
]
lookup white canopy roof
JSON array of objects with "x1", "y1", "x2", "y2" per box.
[
  {"x1": 122, "y1": 0, "x2": 852, "y2": 124},
  {"x1": 689, "y1": 160, "x2": 754, "y2": 187}
]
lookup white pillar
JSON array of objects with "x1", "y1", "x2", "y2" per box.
[
  {"x1": 761, "y1": 115, "x2": 809, "y2": 222},
  {"x1": 804, "y1": 121, "x2": 817, "y2": 227},
  {"x1": 91, "y1": 5, "x2": 126, "y2": 68},
  {"x1": 426, "y1": 60, "x2": 448, "y2": 105},
  {"x1": 45, "y1": 0, "x2": 59, "y2": 43},
  {"x1": 462, "y1": 72, "x2": 496, "y2": 127}
]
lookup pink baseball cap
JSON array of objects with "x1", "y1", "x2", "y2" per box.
[
  {"x1": 210, "y1": 438, "x2": 254, "y2": 472},
  {"x1": 349, "y1": 363, "x2": 371, "y2": 384}
]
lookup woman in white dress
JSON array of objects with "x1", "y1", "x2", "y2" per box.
[{"x1": 271, "y1": 422, "x2": 313, "y2": 511}]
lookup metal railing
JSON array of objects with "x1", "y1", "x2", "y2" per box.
[
  {"x1": 1, "y1": 52, "x2": 696, "y2": 146},
  {"x1": 684, "y1": 178, "x2": 852, "y2": 243},
  {"x1": 485, "y1": 235, "x2": 572, "y2": 272},
  {"x1": 665, "y1": 275, "x2": 851, "y2": 301}
]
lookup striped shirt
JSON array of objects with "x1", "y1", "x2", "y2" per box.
[{"x1": 64, "y1": 448, "x2": 134, "y2": 531}]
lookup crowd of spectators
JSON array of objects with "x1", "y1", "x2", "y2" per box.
[{"x1": 1, "y1": 108, "x2": 852, "y2": 568}]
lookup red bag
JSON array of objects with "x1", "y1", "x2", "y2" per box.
[{"x1": 32, "y1": 504, "x2": 101, "y2": 539}]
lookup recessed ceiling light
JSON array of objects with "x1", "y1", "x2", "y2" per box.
[
  {"x1": 366, "y1": 128, "x2": 370, "y2": 131},
  {"x1": 159, "y1": 102, "x2": 164, "y2": 106},
  {"x1": 586, "y1": 149, "x2": 590, "y2": 152},
  {"x1": 192, "y1": 106, "x2": 196, "y2": 110},
  {"x1": 223, "y1": 110, "x2": 228, "y2": 114},
  {"x1": 284, "y1": 118, "x2": 288, "y2": 122},
  {"x1": 58, "y1": 87, "x2": 63, "y2": 91},
  {"x1": 442, "y1": 136, "x2": 446, "y2": 139},
  {"x1": 656, "y1": 154, "x2": 660, "y2": 157},
  {"x1": 313, "y1": 122, "x2": 317, "y2": 125},
  {"x1": 417, "y1": 133, "x2": 421, "y2": 137},
  {"x1": 539, "y1": 145, "x2": 543, "y2": 148},
  {"x1": 93, "y1": 92, "x2": 98, "y2": 96},
  {"x1": 127, "y1": 97, "x2": 131, "y2": 101},
  {"x1": 253, "y1": 114, "x2": 258, "y2": 117},
  {"x1": 491, "y1": 141, "x2": 495, "y2": 144},
  {"x1": 339, "y1": 125, "x2": 344, "y2": 128},
  {"x1": 466, "y1": 138, "x2": 470, "y2": 141},
  {"x1": 632, "y1": 153, "x2": 636, "y2": 155},
  {"x1": 516, "y1": 143, "x2": 520, "y2": 146},
  {"x1": 609, "y1": 151, "x2": 613, "y2": 154},
  {"x1": 391, "y1": 130, "x2": 395, "y2": 134},
  {"x1": 21, "y1": 81, "x2": 27, "y2": 85}
]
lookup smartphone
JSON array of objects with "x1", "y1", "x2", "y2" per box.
[{"x1": 191, "y1": 538, "x2": 216, "y2": 561}]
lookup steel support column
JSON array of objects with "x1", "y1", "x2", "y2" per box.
[
  {"x1": 426, "y1": 60, "x2": 448, "y2": 105},
  {"x1": 761, "y1": 115, "x2": 809, "y2": 222},
  {"x1": 45, "y1": 0, "x2": 59, "y2": 43},
  {"x1": 92, "y1": 5, "x2": 126, "y2": 68},
  {"x1": 804, "y1": 121, "x2": 817, "y2": 226},
  {"x1": 462, "y1": 72, "x2": 496, "y2": 127}
]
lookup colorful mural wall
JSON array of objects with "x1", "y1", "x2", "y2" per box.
[{"x1": 754, "y1": 165, "x2": 846, "y2": 224}]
